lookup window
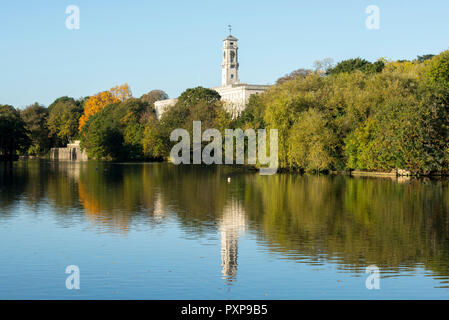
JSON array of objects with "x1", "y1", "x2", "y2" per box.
[
  {"x1": 231, "y1": 74, "x2": 234, "y2": 79},
  {"x1": 230, "y1": 50, "x2": 235, "y2": 63}
]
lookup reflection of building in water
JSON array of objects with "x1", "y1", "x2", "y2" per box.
[
  {"x1": 219, "y1": 198, "x2": 246, "y2": 284},
  {"x1": 151, "y1": 192, "x2": 167, "y2": 223}
]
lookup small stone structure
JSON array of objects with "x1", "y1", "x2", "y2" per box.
[{"x1": 50, "y1": 140, "x2": 88, "y2": 161}]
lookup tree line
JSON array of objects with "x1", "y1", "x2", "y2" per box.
[{"x1": 1, "y1": 50, "x2": 449, "y2": 175}]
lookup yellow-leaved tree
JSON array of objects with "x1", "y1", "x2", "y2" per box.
[{"x1": 78, "y1": 83, "x2": 132, "y2": 130}]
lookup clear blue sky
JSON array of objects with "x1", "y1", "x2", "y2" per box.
[{"x1": 1, "y1": 0, "x2": 448, "y2": 108}]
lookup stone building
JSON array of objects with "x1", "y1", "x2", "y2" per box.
[
  {"x1": 154, "y1": 33, "x2": 271, "y2": 119},
  {"x1": 50, "y1": 140, "x2": 88, "y2": 161}
]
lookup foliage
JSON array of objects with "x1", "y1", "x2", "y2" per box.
[
  {"x1": 140, "y1": 89, "x2": 169, "y2": 121},
  {"x1": 287, "y1": 109, "x2": 337, "y2": 172},
  {"x1": 177, "y1": 86, "x2": 221, "y2": 110},
  {"x1": 233, "y1": 94, "x2": 266, "y2": 130},
  {"x1": 234, "y1": 49, "x2": 449, "y2": 174},
  {"x1": 142, "y1": 116, "x2": 168, "y2": 160},
  {"x1": 140, "y1": 90, "x2": 169, "y2": 107},
  {"x1": 160, "y1": 86, "x2": 226, "y2": 134},
  {"x1": 20, "y1": 103, "x2": 50, "y2": 156},
  {"x1": 47, "y1": 96, "x2": 84, "y2": 146},
  {"x1": 80, "y1": 98, "x2": 146, "y2": 160},
  {"x1": 141, "y1": 87, "x2": 229, "y2": 160},
  {"x1": 7, "y1": 49, "x2": 449, "y2": 174},
  {"x1": 276, "y1": 68, "x2": 312, "y2": 84},
  {"x1": 0, "y1": 105, "x2": 30, "y2": 158},
  {"x1": 78, "y1": 83, "x2": 132, "y2": 130},
  {"x1": 416, "y1": 54, "x2": 435, "y2": 63},
  {"x1": 328, "y1": 58, "x2": 385, "y2": 75}
]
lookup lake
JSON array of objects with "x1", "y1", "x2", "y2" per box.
[{"x1": 1, "y1": 160, "x2": 449, "y2": 299}]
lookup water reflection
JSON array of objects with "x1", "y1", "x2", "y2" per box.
[
  {"x1": 2, "y1": 160, "x2": 449, "y2": 290},
  {"x1": 219, "y1": 199, "x2": 246, "y2": 284}
]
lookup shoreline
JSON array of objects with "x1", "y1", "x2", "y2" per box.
[{"x1": 10, "y1": 158, "x2": 449, "y2": 178}]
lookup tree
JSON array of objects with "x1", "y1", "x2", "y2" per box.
[
  {"x1": 47, "y1": 96, "x2": 83, "y2": 146},
  {"x1": 234, "y1": 93, "x2": 266, "y2": 129},
  {"x1": 0, "y1": 105, "x2": 30, "y2": 159},
  {"x1": 142, "y1": 116, "x2": 168, "y2": 160},
  {"x1": 276, "y1": 68, "x2": 312, "y2": 84},
  {"x1": 313, "y1": 58, "x2": 334, "y2": 74},
  {"x1": 80, "y1": 98, "x2": 146, "y2": 160},
  {"x1": 177, "y1": 86, "x2": 221, "y2": 110},
  {"x1": 78, "y1": 83, "x2": 132, "y2": 130},
  {"x1": 327, "y1": 58, "x2": 384, "y2": 75},
  {"x1": 287, "y1": 109, "x2": 337, "y2": 172},
  {"x1": 160, "y1": 86, "x2": 223, "y2": 134},
  {"x1": 140, "y1": 90, "x2": 169, "y2": 107},
  {"x1": 429, "y1": 50, "x2": 449, "y2": 85},
  {"x1": 20, "y1": 103, "x2": 50, "y2": 156},
  {"x1": 416, "y1": 54, "x2": 435, "y2": 63},
  {"x1": 140, "y1": 90, "x2": 169, "y2": 121}
]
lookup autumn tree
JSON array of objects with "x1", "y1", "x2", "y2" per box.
[
  {"x1": 78, "y1": 83, "x2": 132, "y2": 130},
  {"x1": 140, "y1": 90, "x2": 169, "y2": 108},
  {"x1": 276, "y1": 68, "x2": 311, "y2": 84},
  {"x1": 140, "y1": 90, "x2": 169, "y2": 121}
]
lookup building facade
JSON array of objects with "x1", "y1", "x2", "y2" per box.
[
  {"x1": 50, "y1": 140, "x2": 88, "y2": 161},
  {"x1": 154, "y1": 33, "x2": 270, "y2": 119}
]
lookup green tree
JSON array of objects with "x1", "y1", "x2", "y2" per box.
[
  {"x1": 20, "y1": 103, "x2": 50, "y2": 156},
  {"x1": 142, "y1": 116, "x2": 168, "y2": 160},
  {"x1": 234, "y1": 93, "x2": 266, "y2": 129},
  {"x1": 47, "y1": 96, "x2": 84, "y2": 146},
  {"x1": 328, "y1": 58, "x2": 384, "y2": 75},
  {"x1": 80, "y1": 98, "x2": 147, "y2": 160},
  {"x1": 287, "y1": 109, "x2": 337, "y2": 172},
  {"x1": 177, "y1": 86, "x2": 221, "y2": 110},
  {"x1": 0, "y1": 105, "x2": 30, "y2": 159},
  {"x1": 160, "y1": 86, "x2": 224, "y2": 134}
]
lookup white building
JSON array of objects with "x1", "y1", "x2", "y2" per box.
[{"x1": 154, "y1": 33, "x2": 271, "y2": 119}]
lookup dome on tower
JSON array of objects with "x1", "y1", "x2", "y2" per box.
[{"x1": 224, "y1": 35, "x2": 238, "y2": 41}]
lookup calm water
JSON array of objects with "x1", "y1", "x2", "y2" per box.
[{"x1": 1, "y1": 160, "x2": 449, "y2": 299}]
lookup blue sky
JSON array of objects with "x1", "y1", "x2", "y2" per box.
[{"x1": 1, "y1": 0, "x2": 448, "y2": 108}]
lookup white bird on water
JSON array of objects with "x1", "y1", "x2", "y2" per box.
[{"x1": 227, "y1": 177, "x2": 231, "y2": 183}]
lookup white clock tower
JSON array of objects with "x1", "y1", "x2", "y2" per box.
[
  {"x1": 222, "y1": 32, "x2": 239, "y2": 86},
  {"x1": 154, "y1": 29, "x2": 271, "y2": 119}
]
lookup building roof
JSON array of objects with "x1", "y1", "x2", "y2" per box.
[{"x1": 223, "y1": 34, "x2": 238, "y2": 41}]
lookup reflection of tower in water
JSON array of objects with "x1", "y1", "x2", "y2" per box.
[
  {"x1": 152, "y1": 192, "x2": 166, "y2": 223},
  {"x1": 219, "y1": 198, "x2": 246, "y2": 284}
]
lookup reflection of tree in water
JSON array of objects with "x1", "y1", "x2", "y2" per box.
[
  {"x1": 4, "y1": 161, "x2": 449, "y2": 286},
  {"x1": 242, "y1": 174, "x2": 449, "y2": 282},
  {"x1": 78, "y1": 181, "x2": 131, "y2": 233},
  {"x1": 76, "y1": 162, "x2": 162, "y2": 233},
  {"x1": 219, "y1": 198, "x2": 246, "y2": 284}
]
